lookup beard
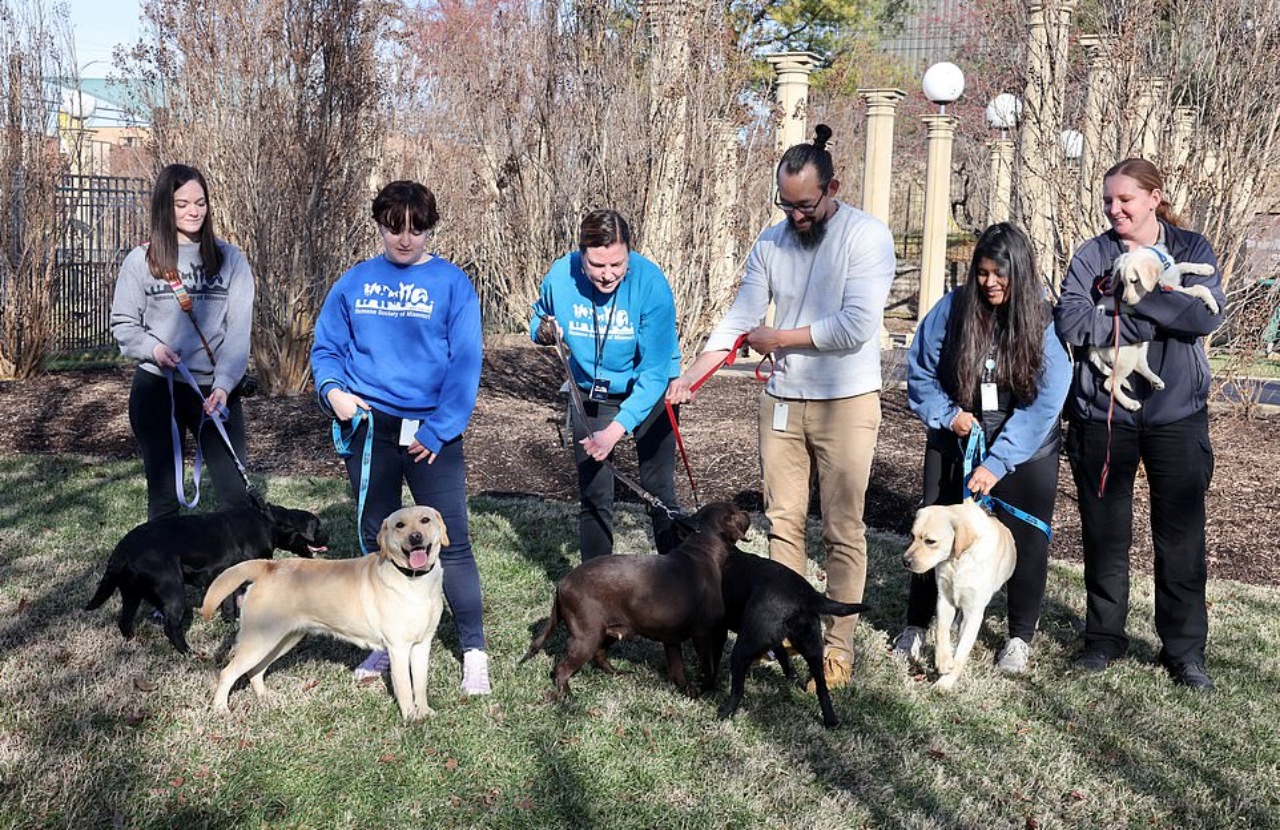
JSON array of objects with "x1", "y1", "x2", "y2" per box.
[{"x1": 788, "y1": 212, "x2": 829, "y2": 249}]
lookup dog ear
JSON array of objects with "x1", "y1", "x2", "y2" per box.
[
  {"x1": 375, "y1": 518, "x2": 390, "y2": 560},
  {"x1": 950, "y1": 508, "x2": 978, "y2": 558},
  {"x1": 434, "y1": 509, "x2": 450, "y2": 549}
]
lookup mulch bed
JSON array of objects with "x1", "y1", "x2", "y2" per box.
[{"x1": 3, "y1": 334, "x2": 1276, "y2": 585}]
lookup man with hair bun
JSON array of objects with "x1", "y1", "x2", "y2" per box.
[{"x1": 668, "y1": 126, "x2": 897, "y2": 690}]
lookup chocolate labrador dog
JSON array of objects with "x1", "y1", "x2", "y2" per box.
[
  {"x1": 715, "y1": 550, "x2": 869, "y2": 728},
  {"x1": 522, "y1": 502, "x2": 750, "y2": 699},
  {"x1": 85, "y1": 494, "x2": 328, "y2": 654}
]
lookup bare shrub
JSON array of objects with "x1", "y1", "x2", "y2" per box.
[
  {"x1": 123, "y1": 0, "x2": 392, "y2": 394},
  {"x1": 0, "y1": 0, "x2": 73, "y2": 379}
]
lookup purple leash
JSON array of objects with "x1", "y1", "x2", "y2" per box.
[{"x1": 167, "y1": 361, "x2": 251, "y2": 508}]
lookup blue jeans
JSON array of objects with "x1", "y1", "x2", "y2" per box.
[{"x1": 342, "y1": 407, "x2": 485, "y2": 652}]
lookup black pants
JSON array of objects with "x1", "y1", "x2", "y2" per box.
[
  {"x1": 906, "y1": 430, "x2": 1060, "y2": 642},
  {"x1": 571, "y1": 395, "x2": 680, "y2": 561},
  {"x1": 128, "y1": 367, "x2": 249, "y2": 520},
  {"x1": 1065, "y1": 410, "x2": 1213, "y2": 664}
]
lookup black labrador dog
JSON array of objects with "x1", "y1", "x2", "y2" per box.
[
  {"x1": 85, "y1": 495, "x2": 328, "y2": 653},
  {"x1": 522, "y1": 502, "x2": 750, "y2": 699},
  {"x1": 716, "y1": 550, "x2": 869, "y2": 728}
]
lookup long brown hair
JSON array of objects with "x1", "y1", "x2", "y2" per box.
[
  {"x1": 938, "y1": 223, "x2": 1047, "y2": 409},
  {"x1": 1104, "y1": 157, "x2": 1183, "y2": 228},
  {"x1": 145, "y1": 164, "x2": 223, "y2": 280}
]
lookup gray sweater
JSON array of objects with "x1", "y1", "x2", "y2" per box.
[
  {"x1": 110, "y1": 241, "x2": 254, "y2": 392},
  {"x1": 703, "y1": 202, "x2": 896, "y2": 399}
]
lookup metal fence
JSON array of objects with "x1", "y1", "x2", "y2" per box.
[{"x1": 53, "y1": 174, "x2": 149, "y2": 354}]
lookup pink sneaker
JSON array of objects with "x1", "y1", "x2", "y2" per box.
[
  {"x1": 354, "y1": 649, "x2": 389, "y2": 684},
  {"x1": 461, "y1": 650, "x2": 491, "y2": 695}
]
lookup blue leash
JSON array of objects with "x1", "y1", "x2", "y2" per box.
[
  {"x1": 331, "y1": 407, "x2": 373, "y2": 554},
  {"x1": 167, "y1": 361, "x2": 251, "y2": 508},
  {"x1": 961, "y1": 429, "x2": 1052, "y2": 541}
]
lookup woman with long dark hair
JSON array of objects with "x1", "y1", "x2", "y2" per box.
[
  {"x1": 1055, "y1": 158, "x2": 1225, "y2": 690},
  {"x1": 110, "y1": 163, "x2": 255, "y2": 520},
  {"x1": 891, "y1": 222, "x2": 1070, "y2": 673}
]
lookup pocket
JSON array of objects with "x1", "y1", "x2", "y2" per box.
[{"x1": 1196, "y1": 432, "x2": 1214, "y2": 489}]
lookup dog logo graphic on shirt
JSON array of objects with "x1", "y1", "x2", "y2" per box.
[{"x1": 354, "y1": 281, "x2": 435, "y2": 318}]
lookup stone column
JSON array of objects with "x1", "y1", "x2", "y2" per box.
[
  {"x1": 987, "y1": 137, "x2": 1015, "y2": 224},
  {"x1": 1136, "y1": 75, "x2": 1167, "y2": 159},
  {"x1": 766, "y1": 52, "x2": 822, "y2": 154},
  {"x1": 1169, "y1": 106, "x2": 1198, "y2": 216},
  {"x1": 857, "y1": 88, "x2": 906, "y2": 223},
  {"x1": 1079, "y1": 34, "x2": 1115, "y2": 219},
  {"x1": 1018, "y1": 0, "x2": 1078, "y2": 290},
  {"x1": 919, "y1": 113, "x2": 956, "y2": 320}
]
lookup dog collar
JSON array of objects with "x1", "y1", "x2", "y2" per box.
[{"x1": 394, "y1": 562, "x2": 435, "y2": 578}]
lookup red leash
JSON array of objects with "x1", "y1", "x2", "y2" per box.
[
  {"x1": 665, "y1": 333, "x2": 768, "y2": 508},
  {"x1": 1099, "y1": 291, "x2": 1121, "y2": 497}
]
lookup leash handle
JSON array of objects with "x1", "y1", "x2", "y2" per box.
[
  {"x1": 331, "y1": 408, "x2": 373, "y2": 554},
  {"x1": 961, "y1": 428, "x2": 1052, "y2": 541}
]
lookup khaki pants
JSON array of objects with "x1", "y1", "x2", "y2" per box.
[{"x1": 757, "y1": 390, "x2": 881, "y2": 658}]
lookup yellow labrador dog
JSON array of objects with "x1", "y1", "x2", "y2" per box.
[
  {"x1": 201, "y1": 505, "x2": 447, "y2": 720},
  {"x1": 1087, "y1": 247, "x2": 1217, "y2": 411},
  {"x1": 903, "y1": 502, "x2": 1016, "y2": 691}
]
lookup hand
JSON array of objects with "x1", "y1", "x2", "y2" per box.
[
  {"x1": 203, "y1": 387, "x2": 229, "y2": 417},
  {"x1": 950, "y1": 410, "x2": 979, "y2": 437},
  {"x1": 666, "y1": 350, "x2": 730, "y2": 404},
  {"x1": 408, "y1": 440, "x2": 437, "y2": 464},
  {"x1": 535, "y1": 316, "x2": 560, "y2": 346},
  {"x1": 152, "y1": 342, "x2": 180, "y2": 369},
  {"x1": 966, "y1": 465, "x2": 999, "y2": 496},
  {"x1": 746, "y1": 325, "x2": 783, "y2": 355},
  {"x1": 666, "y1": 375, "x2": 697, "y2": 405},
  {"x1": 326, "y1": 387, "x2": 371, "y2": 422},
  {"x1": 581, "y1": 421, "x2": 626, "y2": 461}
]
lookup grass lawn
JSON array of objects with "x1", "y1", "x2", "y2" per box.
[{"x1": 1, "y1": 456, "x2": 1277, "y2": 829}]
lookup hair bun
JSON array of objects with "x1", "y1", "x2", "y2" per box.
[{"x1": 813, "y1": 124, "x2": 833, "y2": 151}]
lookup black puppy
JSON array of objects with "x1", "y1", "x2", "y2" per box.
[
  {"x1": 85, "y1": 496, "x2": 328, "y2": 653},
  {"x1": 716, "y1": 550, "x2": 869, "y2": 728}
]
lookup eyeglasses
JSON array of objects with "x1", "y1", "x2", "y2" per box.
[{"x1": 773, "y1": 187, "x2": 827, "y2": 216}]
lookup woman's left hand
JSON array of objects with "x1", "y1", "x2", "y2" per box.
[
  {"x1": 581, "y1": 421, "x2": 626, "y2": 462},
  {"x1": 966, "y1": 465, "x2": 999, "y2": 496},
  {"x1": 204, "y1": 387, "x2": 229, "y2": 417},
  {"x1": 408, "y1": 441, "x2": 437, "y2": 464}
]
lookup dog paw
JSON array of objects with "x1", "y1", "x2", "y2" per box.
[
  {"x1": 934, "y1": 674, "x2": 958, "y2": 692},
  {"x1": 1205, "y1": 300, "x2": 1220, "y2": 315},
  {"x1": 935, "y1": 656, "x2": 954, "y2": 675},
  {"x1": 1119, "y1": 398, "x2": 1141, "y2": 412},
  {"x1": 1150, "y1": 377, "x2": 1166, "y2": 391}
]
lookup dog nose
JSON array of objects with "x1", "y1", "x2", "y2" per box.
[
  {"x1": 901, "y1": 554, "x2": 912, "y2": 568},
  {"x1": 408, "y1": 531, "x2": 424, "y2": 546}
]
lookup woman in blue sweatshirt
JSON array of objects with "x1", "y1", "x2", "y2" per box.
[
  {"x1": 530, "y1": 210, "x2": 682, "y2": 560},
  {"x1": 311, "y1": 181, "x2": 490, "y2": 695},
  {"x1": 891, "y1": 223, "x2": 1070, "y2": 674}
]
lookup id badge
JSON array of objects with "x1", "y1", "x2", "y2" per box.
[
  {"x1": 589, "y1": 379, "x2": 610, "y2": 402},
  {"x1": 980, "y1": 383, "x2": 999, "y2": 413},
  {"x1": 772, "y1": 402, "x2": 789, "y2": 432},
  {"x1": 399, "y1": 418, "x2": 420, "y2": 446}
]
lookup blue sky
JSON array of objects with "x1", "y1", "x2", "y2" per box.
[{"x1": 63, "y1": 0, "x2": 143, "y2": 73}]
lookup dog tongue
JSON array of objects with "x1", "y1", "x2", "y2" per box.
[{"x1": 409, "y1": 549, "x2": 428, "y2": 570}]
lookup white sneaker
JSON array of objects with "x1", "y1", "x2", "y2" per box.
[
  {"x1": 461, "y1": 649, "x2": 491, "y2": 695},
  {"x1": 890, "y1": 626, "x2": 926, "y2": 661},
  {"x1": 996, "y1": 637, "x2": 1031, "y2": 674},
  {"x1": 354, "y1": 649, "x2": 389, "y2": 684}
]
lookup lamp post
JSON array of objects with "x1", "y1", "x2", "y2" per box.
[
  {"x1": 918, "y1": 61, "x2": 964, "y2": 321},
  {"x1": 985, "y1": 94, "x2": 1020, "y2": 225}
]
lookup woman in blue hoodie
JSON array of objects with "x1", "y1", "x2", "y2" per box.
[
  {"x1": 891, "y1": 223, "x2": 1070, "y2": 674},
  {"x1": 311, "y1": 181, "x2": 490, "y2": 695},
  {"x1": 530, "y1": 210, "x2": 682, "y2": 561},
  {"x1": 1054, "y1": 158, "x2": 1225, "y2": 691}
]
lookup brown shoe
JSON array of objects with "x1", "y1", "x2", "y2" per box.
[{"x1": 805, "y1": 651, "x2": 853, "y2": 693}]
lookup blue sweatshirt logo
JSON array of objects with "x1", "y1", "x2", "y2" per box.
[{"x1": 354, "y1": 281, "x2": 435, "y2": 318}]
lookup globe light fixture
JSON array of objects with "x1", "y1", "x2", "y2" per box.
[
  {"x1": 1061, "y1": 129, "x2": 1084, "y2": 161},
  {"x1": 985, "y1": 93, "x2": 1022, "y2": 133},
  {"x1": 922, "y1": 62, "x2": 965, "y2": 114}
]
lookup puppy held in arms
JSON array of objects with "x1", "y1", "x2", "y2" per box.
[
  {"x1": 1088, "y1": 247, "x2": 1217, "y2": 411},
  {"x1": 201, "y1": 506, "x2": 447, "y2": 721},
  {"x1": 903, "y1": 502, "x2": 1016, "y2": 691}
]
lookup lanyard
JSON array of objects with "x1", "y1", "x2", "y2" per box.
[{"x1": 591, "y1": 286, "x2": 619, "y2": 383}]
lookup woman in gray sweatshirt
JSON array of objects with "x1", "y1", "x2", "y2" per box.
[{"x1": 109, "y1": 163, "x2": 255, "y2": 519}]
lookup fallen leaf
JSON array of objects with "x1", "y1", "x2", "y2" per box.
[
  {"x1": 302, "y1": 680, "x2": 319, "y2": 691},
  {"x1": 126, "y1": 713, "x2": 147, "y2": 727},
  {"x1": 17, "y1": 597, "x2": 30, "y2": 614},
  {"x1": 614, "y1": 726, "x2": 626, "y2": 737},
  {"x1": 482, "y1": 788, "x2": 500, "y2": 805},
  {"x1": 169, "y1": 777, "x2": 184, "y2": 787},
  {"x1": 449, "y1": 795, "x2": 462, "y2": 808},
  {"x1": 378, "y1": 753, "x2": 396, "y2": 764},
  {"x1": 444, "y1": 758, "x2": 459, "y2": 771},
  {"x1": 927, "y1": 748, "x2": 945, "y2": 759},
  {"x1": 515, "y1": 798, "x2": 534, "y2": 811},
  {"x1": 134, "y1": 678, "x2": 158, "y2": 692}
]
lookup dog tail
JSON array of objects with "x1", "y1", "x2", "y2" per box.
[
  {"x1": 814, "y1": 598, "x2": 871, "y2": 618},
  {"x1": 84, "y1": 569, "x2": 119, "y2": 611},
  {"x1": 520, "y1": 591, "x2": 561, "y2": 663},
  {"x1": 200, "y1": 559, "x2": 270, "y2": 621}
]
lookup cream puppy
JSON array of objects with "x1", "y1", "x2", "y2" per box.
[
  {"x1": 903, "y1": 502, "x2": 1017, "y2": 691},
  {"x1": 201, "y1": 505, "x2": 448, "y2": 720}
]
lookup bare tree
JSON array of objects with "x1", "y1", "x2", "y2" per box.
[
  {"x1": 0, "y1": 0, "x2": 75, "y2": 379},
  {"x1": 123, "y1": 0, "x2": 391, "y2": 394}
]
